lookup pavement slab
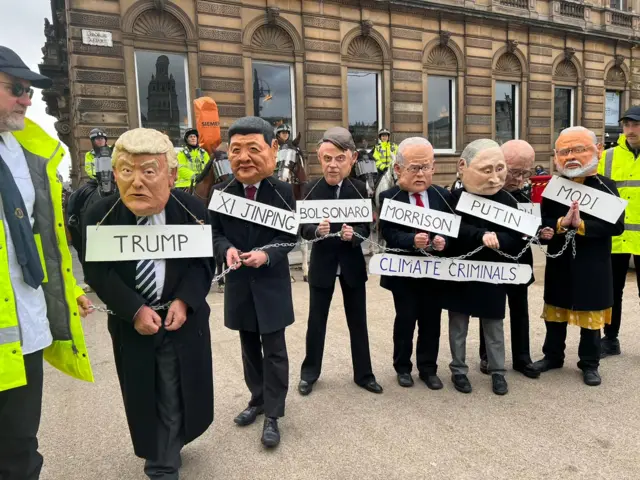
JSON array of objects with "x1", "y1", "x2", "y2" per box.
[{"x1": 39, "y1": 249, "x2": 640, "y2": 479}]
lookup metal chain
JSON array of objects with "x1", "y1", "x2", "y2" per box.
[{"x1": 88, "y1": 300, "x2": 173, "y2": 316}]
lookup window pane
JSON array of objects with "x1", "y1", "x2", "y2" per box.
[
  {"x1": 428, "y1": 76, "x2": 453, "y2": 150},
  {"x1": 252, "y1": 62, "x2": 293, "y2": 131},
  {"x1": 605, "y1": 91, "x2": 622, "y2": 126},
  {"x1": 348, "y1": 70, "x2": 379, "y2": 149},
  {"x1": 554, "y1": 88, "x2": 572, "y2": 140},
  {"x1": 495, "y1": 82, "x2": 517, "y2": 143},
  {"x1": 135, "y1": 51, "x2": 190, "y2": 146}
]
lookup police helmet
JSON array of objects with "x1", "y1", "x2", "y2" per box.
[
  {"x1": 274, "y1": 124, "x2": 292, "y2": 136},
  {"x1": 184, "y1": 128, "x2": 199, "y2": 144},
  {"x1": 89, "y1": 128, "x2": 107, "y2": 141},
  {"x1": 378, "y1": 128, "x2": 391, "y2": 138}
]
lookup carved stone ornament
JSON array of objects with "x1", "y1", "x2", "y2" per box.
[
  {"x1": 554, "y1": 60, "x2": 578, "y2": 80},
  {"x1": 506, "y1": 39, "x2": 519, "y2": 53},
  {"x1": 361, "y1": 20, "x2": 373, "y2": 37},
  {"x1": 133, "y1": 10, "x2": 186, "y2": 39},
  {"x1": 252, "y1": 25, "x2": 294, "y2": 51},
  {"x1": 266, "y1": 7, "x2": 280, "y2": 25},
  {"x1": 153, "y1": 0, "x2": 166, "y2": 12},
  {"x1": 615, "y1": 54, "x2": 625, "y2": 67},
  {"x1": 426, "y1": 45, "x2": 457, "y2": 70},
  {"x1": 495, "y1": 53, "x2": 522, "y2": 75},
  {"x1": 564, "y1": 47, "x2": 576, "y2": 62},
  {"x1": 347, "y1": 36, "x2": 383, "y2": 63},
  {"x1": 439, "y1": 31, "x2": 452, "y2": 47}
]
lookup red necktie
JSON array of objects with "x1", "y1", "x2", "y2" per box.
[
  {"x1": 413, "y1": 192, "x2": 424, "y2": 207},
  {"x1": 245, "y1": 185, "x2": 257, "y2": 201}
]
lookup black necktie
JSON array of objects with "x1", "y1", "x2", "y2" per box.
[
  {"x1": 135, "y1": 216, "x2": 158, "y2": 304},
  {"x1": 0, "y1": 151, "x2": 44, "y2": 289},
  {"x1": 330, "y1": 184, "x2": 339, "y2": 199}
]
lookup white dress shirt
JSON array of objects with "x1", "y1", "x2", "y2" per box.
[
  {"x1": 0, "y1": 132, "x2": 52, "y2": 354},
  {"x1": 409, "y1": 190, "x2": 429, "y2": 209},
  {"x1": 143, "y1": 211, "x2": 167, "y2": 301}
]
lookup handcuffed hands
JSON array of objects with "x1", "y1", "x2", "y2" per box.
[
  {"x1": 316, "y1": 219, "x2": 331, "y2": 237},
  {"x1": 165, "y1": 299, "x2": 187, "y2": 331},
  {"x1": 482, "y1": 232, "x2": 500, "y2": 249},
  {"x1": 134, "y1": 306, "x2": 161, "y2": 335},
  {"x1": 240, "y1": 250, "x2": 268, "y2": 268},
  {"x1": 340, "y1": 224, "x2": 354, "y2": 241}
]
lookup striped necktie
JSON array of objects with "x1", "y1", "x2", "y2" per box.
[{"x1": 135, "y1": 216, "x2": 158, "y2": 304}]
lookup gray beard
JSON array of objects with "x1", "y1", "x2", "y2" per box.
[
  {"x1": 559, "y1": 155, "x2": 599, "y2": 178},
  {"x1": 0, "y1": 112, "x2": 26, "y2": 132}
]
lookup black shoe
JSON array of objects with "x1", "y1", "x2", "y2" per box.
[
  {"x1": 531, "y1": 358, "x2": 563, "y2": 373},
  {"x1": 480, "y1": 359, "x2": 489, "y2": 375},
  {"x1": 492, "y1": 374, "x2": 509, "y2": 395},
  {"x1": 397, "y1": 373, "x2": 414, "y2": 388},
  {"x1": 261, "y1": 417, "x2": 280, "y2": 448},
  {"x1": 514, "y1": 363, "x2": 541, "y2": 379},
  {"x1": 420, "y1": 374, "x2": 444, "y2": 390},
  {"x1": 451, "y1": 374, "x2": 472, "y2": 394},
  {"x1": 583, "y1": 369, "x2": 602, "y2": 386},
  {"x1": 601, "y1": 337, "x2": 621, "y2": 358},
  {"x1": 360, "y1": 379, "x2": 384, "y2": 394},
  {"x1": 234, "y1": 405, "x2": 264, "y2": 426},
  {"x1": 298, "y1": 380, "x2": 313, "y2": 396}
]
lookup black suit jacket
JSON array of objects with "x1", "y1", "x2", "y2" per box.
[
  {"x1": 210, "y1": 176, "x2": 296, "y2": 334},
  {"x1": 300, "y1": 177, "x2": 370, "y2": 289},
  {"x1": 82, "y1": 190, "x2": 214, "y2": 459},
  {"x1": 378, "y1": 184, "x2": 454, "y2": 294}
]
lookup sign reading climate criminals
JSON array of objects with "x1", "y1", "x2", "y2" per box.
[
  {"x1": 379, "y1": 198, "x2": 461, "y2": 238},
  {"x1": 297, "y1": 199, "x2": 372, "y2": 224},
  {"x1": 208, "y1": 189, "x2": 300, "y2": 234},
  {"x1": 85, "y1": 225, "x2": 213, "y2": 262},
  {"x1": 369, "y1": 254, "x2": 532, "y2": 285},
  {"x1": 456, "y1": 192, "x2": 541, "y2": 237}
]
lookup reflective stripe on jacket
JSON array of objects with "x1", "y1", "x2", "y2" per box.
[
  {"x1": 373, "y1": 141, "x2": 398, "y2": 172},
  {"x1": 84, "y1": 151, "x2": 96, "y2": 179},
  {"x1": 0, "y1": 119, "x2": 93, "y2": 391},
  {"x1": 176, "y1": 148, "x2": 210, "y2": 188},
  {"x1": 598, "y1": 134, "x2": 640, "y2": 254}
]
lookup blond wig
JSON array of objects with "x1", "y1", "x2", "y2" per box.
[{"x1": 112, "y1": 128, "x2": 178, "y2": 169}]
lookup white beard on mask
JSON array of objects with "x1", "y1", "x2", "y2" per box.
[{"x1": 558, "y1": 154, "x2": 599, "y2": 178}]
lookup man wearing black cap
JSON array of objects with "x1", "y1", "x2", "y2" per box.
[
  {"x1": 0, "y1": 46, "x2": 94, "y2": 478},
  {"x1": 297, "y1": 127, "x2": 383, "y2": 397},
  {"x1": 598, "y1": 105, "x2": 640, "y2": 357}
]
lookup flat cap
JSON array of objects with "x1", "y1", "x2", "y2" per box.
[
  {"x1": 0, "y1": 46, "x2": 52, "y2": 89},
  {"x1": 319, "y1": 126, "x2": 356, "y2": 151}
]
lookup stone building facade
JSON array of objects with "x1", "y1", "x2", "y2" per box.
[{"x1": 41, "y1": 0, "x2": 640, "y2": 186}]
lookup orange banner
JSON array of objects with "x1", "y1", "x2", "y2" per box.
[{"x1": 194, "y1": 97, "x2": 221, "y2": 153}]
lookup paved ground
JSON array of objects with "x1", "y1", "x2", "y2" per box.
[{"x1": 39, "y1": 250, "x2": 640, "y2": 480}]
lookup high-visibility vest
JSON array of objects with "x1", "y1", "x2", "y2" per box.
[
  {"x1": 373, "y1": 141, "x2": 398, "y2": 172},
  {"x1": 0, "y1": 119, "x2": 93, "y2": 391},
  {"x1": 176, "y1": 147, "x2": 210, "y2": 188},
  {"x1": 598, "y1": 134, "x2": 640, "y2": 255}
]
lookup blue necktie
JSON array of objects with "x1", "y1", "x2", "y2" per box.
[
  {"x1": 135, "y1": 216, "x2": 158, "y2": 304},
  {"x1": 0, "y1": 151, "x2": 44, "y2": 289}
]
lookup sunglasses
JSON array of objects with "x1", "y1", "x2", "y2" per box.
[{"x1": 0, "y1": 81, "x2": 34, "y2": 99}]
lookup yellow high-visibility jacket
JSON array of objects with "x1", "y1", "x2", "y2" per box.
[
  {"x1": 0, "y1": 119, "x2": 93, "y2": 392},
  {"x1": 176, "y1": 147, "x2": 210, "y2": 188},
  {"x1": 373, "y1": 141, "x2": 398, "y2": 172},
  {"x1": 598, "y1": 134, "x2": 640, "y2": 255}
]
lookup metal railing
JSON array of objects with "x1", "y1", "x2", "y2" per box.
[
  {"x1": 612, "y1": 10, "x2": 633, "y2": 27},
  {"x1": 559, "y1": 1, "x2": 585, "y2": 18},
  {"x1": 500, "y1": 0, "x2": 528, "y2": 8}
]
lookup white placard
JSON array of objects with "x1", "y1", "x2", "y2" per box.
[
  {"x1": 379, "y1": 198, "x2": 461, "y2": 238},
  {"x1": 542, "y1": 175, "x2": 627, "y2": 224},
  {"x1": 456, "y1": 192, "x2": 541, "y2": 237},
  {"x1": 85, "y1": 225, "x2": 213, "y2": 262},
  {"x1": 297, "y1": 199, "x2": 372, "y2": 224},
  {"x1": 369, "y1": 254, "x2": 532, "y2": 285},
  {"x1": 81, "y1": 29, "x2": 113, "y2": 47},
  {"x1": 208, "y1": 189, "x2": 299, "y2": 234},
  {"x1": 517, "y1": 203, "x2": 541, "y2": 218}
]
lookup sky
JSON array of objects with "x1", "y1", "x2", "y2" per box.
[{"x1": 0, "y1": 0, "x2": 72, "y2": 180}]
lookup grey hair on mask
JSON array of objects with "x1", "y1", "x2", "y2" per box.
[
  {"x1": 460, "y1": 139, "x2": 501, "y2": 165},
  {"x1": 557, "y1": 126, "x2": 598, "y2": 145},
  {"x1": 396, "y1": 137, "x2": 433, "y2": 165}
]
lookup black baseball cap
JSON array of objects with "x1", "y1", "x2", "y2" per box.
[
  {"x1": 319, "y1": 127, "x2": 356, "y2": 151},
  {"x1": 620, "y1": 105, "x2": 640, "y2": 122},
  {"x1": 0, "y1": 46, "x2": 52, "y2": 89}
]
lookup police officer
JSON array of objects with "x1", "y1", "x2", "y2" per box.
[
  {"x1": 175, "y1": 128, "x2": 211, "y2": 189},
  {"x1": 85, "y1": 128, "x2": 111, "y2": 179},
  {"x1": 275, "y1": 124, "x2": 292, "y2": 147},
  {"x1": 598, "y1": 105, "x2": 640, "y2": 357},
  {"x1": 373, "y1": 128, "x2": 398, "y2": 174}
]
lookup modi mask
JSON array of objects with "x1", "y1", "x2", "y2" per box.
[
  {"x1": 112, "y1": 128, "x2": 177, "y2": 216},
  {"x1": 227, "y1": 117, "x2": 278, "y2": 185},
  {"x1": 554, "y1": 128, "x2": 600, "y2": 178},
  {"x1": 458, "y1": 139, "x2": 507, "y2": 195}
]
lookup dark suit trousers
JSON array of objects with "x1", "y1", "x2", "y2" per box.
[
  {"x1": 479, "y1": 284, "x2": 533, "y2": 368},
  {"x1": 392, "y1": 287, "x2": 442, "y2": 376},
  {"x1": 300, "y1": 276, "x2": 374, "y2": 386},
  {"x1": 606, "y1": 253, "x2": 640, "y2": 339},
  {"x1": 542, "y1": 321, "x2": 601, "y2": 370},
  {"x1": 0, "y1": 350, "x2": 44, "y2": 480},
  {"x1": 144, "y1": 332, "x2": 184, "y2": 480},
  {"x1": 240, "y1": 329, "x2": 288, "y2": 418}
]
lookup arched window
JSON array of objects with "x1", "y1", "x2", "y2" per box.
[
  {"x1": 552, "y1": 58, "x2": 581, "y2": 141},
  {"x1": 604, "y1": 59, "x2": 629, "y2": 147},
  {"x1": 493, "y1": 51, "x2": 525, "y2": 143}
]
